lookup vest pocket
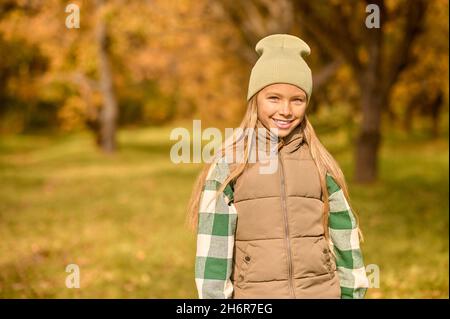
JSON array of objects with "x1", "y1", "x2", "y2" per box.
[
  {"x1": 235, "y1": 243, "x2": 254, "y2": 288},
  {"x1": 319, "y1": 237, "x2": 337, "y2": 277}
]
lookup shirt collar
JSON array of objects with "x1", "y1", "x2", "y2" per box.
[{"x1": 255, "y1": 119, "x2": 304, "y2": 154}]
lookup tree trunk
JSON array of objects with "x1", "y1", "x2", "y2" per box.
[
  {"x1": 429, "y1": 90, "x2": 443, "y2": 139},
  {"x1": 96, "y1": 9, "x2": 118, "y2": 153},
  {"x1": 354, "y1": 34, "x2": 385, "y2": 184},
  {"x1": 403, "y1": 102, "x2": 415, "y2": 133},
  {"x1": 355, "y1": 86, "x2": 384, "y2": 183},
  {"x1": 354, "y1": 10, "x2": 385, "y2": 184}
]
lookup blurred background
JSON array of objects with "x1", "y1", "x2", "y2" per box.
[{"x1": 0, "y1": 0, "x2": 448, "y2": 298}]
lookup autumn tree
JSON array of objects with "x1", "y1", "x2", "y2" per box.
[
  {"x1": 294, "y1": 0, "x2": 431, "y2": 182},
  {"x1": 211, "y1": 0, "x2": 445, "y2": 183}
]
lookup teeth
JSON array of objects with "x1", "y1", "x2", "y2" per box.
[{"x1": 274, "y1": 119, "x2": 292, "y2": 124}]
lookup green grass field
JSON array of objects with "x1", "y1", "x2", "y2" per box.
[{"x1": 0, "y1": 121, "x2": 448, "y2": 298}]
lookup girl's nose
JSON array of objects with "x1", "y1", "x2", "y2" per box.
[{"x1": 278, "y1": 101, "x2": 292, "y2": 116}]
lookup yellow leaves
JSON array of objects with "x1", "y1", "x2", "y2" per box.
[
  {"x1": 135, "y1": 250, "x2": 146, "y2": 261},
  {"x1": 357, "y1": 47, "x2": 369, "y2": 65},
  {"x1": 142, "y1": 98, "x2": 174, "y2": 124},
  {"x1": 389, "y1": 0, "x2": 449, "y2": 119},
  {"x1": 58, "y1": 95, "x2": 87, "y2": 131},
  {"x1": 0, "y1": 0, "x2": 249, "y2": 129},
  {"x1": 2, "y1": 0, "x2": 446, "y2": 132}
]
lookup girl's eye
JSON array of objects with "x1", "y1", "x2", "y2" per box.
[
  {"x1": 294, "y1": 98, "x2": 304, "y2": 103},
  {"x1": 269, "y1": 96, "x2": 279, "y2": 101}
]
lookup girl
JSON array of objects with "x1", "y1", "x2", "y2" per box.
[{"x1": 187, "y1": 34, "x2": 369, "y2": 299}]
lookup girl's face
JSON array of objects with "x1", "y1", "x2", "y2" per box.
[{"x1": 256, "y1": 83, "x2": 308, "y2": 138}]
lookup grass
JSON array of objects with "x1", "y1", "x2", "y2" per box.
[{"x1": 0, "y1": 120, "x2": 448, "y2": 298}]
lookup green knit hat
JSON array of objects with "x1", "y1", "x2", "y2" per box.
[{"x1": 247, "y1": 34, "x2": 312, "y2": 102}]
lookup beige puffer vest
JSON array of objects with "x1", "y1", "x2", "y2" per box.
[{"x1": 229, "y1": 120, "x2": 340, "y2": 299}]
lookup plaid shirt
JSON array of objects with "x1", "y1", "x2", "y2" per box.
[{"x1": 195, "y1": 157, "x2": 369, "y2": 299}]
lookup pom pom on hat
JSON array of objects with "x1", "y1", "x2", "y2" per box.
[{"x1": 247, "y1": 34, "x2": 313, "y2": 102}]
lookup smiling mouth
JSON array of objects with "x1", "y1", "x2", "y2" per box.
[{"x1": 272, "y1": 118, "x2": 295, "y2": 129}]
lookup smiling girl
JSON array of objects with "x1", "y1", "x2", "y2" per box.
[{"x1": 188, "y1": 34, "x2": 369, "y2": 299}]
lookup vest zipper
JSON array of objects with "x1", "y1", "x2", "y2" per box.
[{"x1": 278, "y1": 151, "x2": 296, "y2": 298}]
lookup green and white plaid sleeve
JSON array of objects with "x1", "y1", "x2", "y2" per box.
[
  {"x1": 326, "y1": 173, "x2": 369, "y2": 299},
  {"x1": 195, "y1": 158, "x2": 237, "y2": 299}
]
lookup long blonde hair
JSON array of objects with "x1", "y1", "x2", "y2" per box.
[{"x1": 186, "y1": 94, "x2": 362, "y2": 241}]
